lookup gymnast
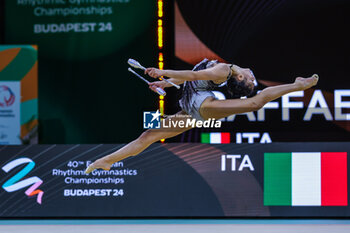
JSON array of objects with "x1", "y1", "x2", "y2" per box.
[{"x1": 85, "y1": 58, "x2": 318, "y2": 173}]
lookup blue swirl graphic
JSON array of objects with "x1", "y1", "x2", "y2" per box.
[{"x1": 2, "y1": 158, "x2": 44, "y2": 204}]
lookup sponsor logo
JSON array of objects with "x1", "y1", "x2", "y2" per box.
[
  {"x1": 0, "y1": 85, "x2": 15, "y2": 107},
  {"x1": 2, "y1": 158, "x2": 44, "y2": 204}
]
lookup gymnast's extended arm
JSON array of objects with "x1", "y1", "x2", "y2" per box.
[{"x1": 145, "y1": 63, "x2": 230, "y2": 82}]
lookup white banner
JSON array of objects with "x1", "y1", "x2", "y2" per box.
[{"x1": 0, "y1": 82, "x2": 21, "y2": 145}]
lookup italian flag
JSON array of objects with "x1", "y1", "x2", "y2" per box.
[
  {"x1": 264, "y1": 152, "x2": 348, "y2": 206},
  {"x1": 201, "y1": 132, "x2": 230, "y2": 144}
]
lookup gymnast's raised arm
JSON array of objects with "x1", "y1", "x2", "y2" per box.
[{"x1": 145, "y1": 63, "x2": 230, "y2": 82}]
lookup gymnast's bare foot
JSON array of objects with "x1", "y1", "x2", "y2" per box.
[
  {"x1": 295, "y1": 74, "x2": 319, "y2": 91},
  {"x1": 85, "y1": 159, "x2": 112, "y2": 174}
]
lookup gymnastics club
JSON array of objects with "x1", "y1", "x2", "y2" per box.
[
  {"x1": 128, "y1": 58, "x2": 181, "y2": 89},
  {"x1": 128, "y1": 67, "x2": 166, "y2": 96}
]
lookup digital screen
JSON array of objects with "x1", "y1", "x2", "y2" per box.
[
  {"x1": 171, "y1": 0, "x2": 350, "y2": 143},
  {"x1": 4, "y1": 0, "x2": 158, "y2": 144},
  {"x1": 0, "y1": 143, "x2": 349, "y2": 217},
  {"x1": 1, "y1": 0, "x2": 350, "y2": 219}
]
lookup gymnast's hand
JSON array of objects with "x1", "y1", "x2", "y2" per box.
[
  {"x1": 145, "y1": 67, "x2": 165, "y2": 78},
  {"x1": 148, "y1": 81, "x2": 166, "y2": 93}
]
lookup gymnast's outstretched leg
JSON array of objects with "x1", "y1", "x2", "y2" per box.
[
  {"x1": 85, "y1": 111, "x2": 193, "y2": 173},
  {"x1": 199, "y1": 75, "x2": 318, "y2": 120}
]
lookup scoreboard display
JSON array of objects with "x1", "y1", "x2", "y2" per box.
[{"x1": 0, "y1": 143, "x2": 349, "y2": 217}]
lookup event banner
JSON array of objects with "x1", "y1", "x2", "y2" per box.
[
  {"x1": 0, "y1": 45, "x2": 38, "y2": 145},
  {"x1": 5, "y1": 0, "x2": 152, "y2": 61},
  {"x1": 0, "y1": 143, "x2": 349, "y2": 217},
  {"x1": 4, "y1": 1, "x2": 157, "y2": 144}
]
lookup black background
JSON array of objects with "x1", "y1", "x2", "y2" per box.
[{"x1": 166, "y1": 0, "x2": 350, "y2": 143}]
